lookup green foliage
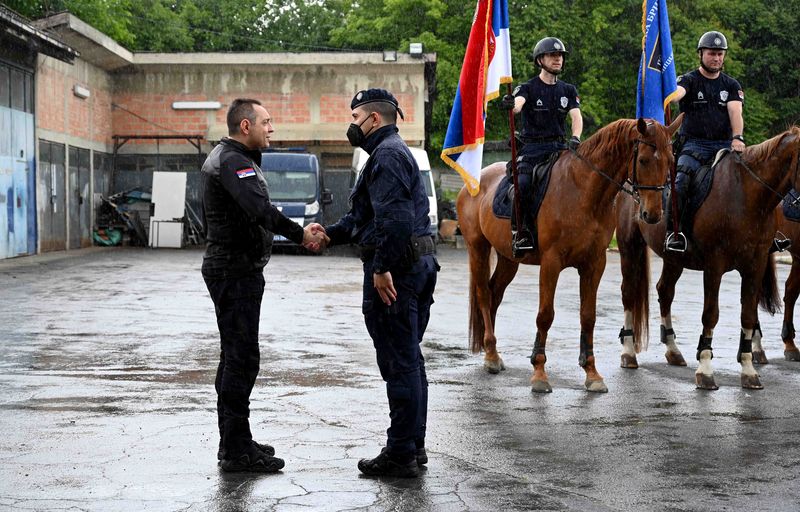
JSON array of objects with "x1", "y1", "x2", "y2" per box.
[{"x1": 12, "y1": 0, "x2": 800, "y2": 146}]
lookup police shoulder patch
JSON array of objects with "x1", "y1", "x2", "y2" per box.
[
  {"x1": 738, "y1": 89, "x2": 744, "y2": 99},
  {"x1": 513, "y1": 85, "x2": 521, "y2": 96}
]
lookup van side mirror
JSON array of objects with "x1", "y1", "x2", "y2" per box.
[{"x1": 321, "y1": 189, "x2": 333, "y2": 205}]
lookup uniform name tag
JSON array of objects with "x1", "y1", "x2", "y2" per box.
[{"x1": 236, "y1": 168, "x2": 256, "y2": 178}]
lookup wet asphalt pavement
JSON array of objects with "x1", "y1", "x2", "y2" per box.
[{"x1": 1, "y1": 245, "x2": 800, "y2": 511}]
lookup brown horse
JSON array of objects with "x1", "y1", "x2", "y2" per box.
[
  {"x1": 750, "y1": 205, "x2": 800, "y2": 362},
  {"x1": 617, "y1": 126, "x2": 800, "y2": 390},
  {"x1": 457, "y1": 117, "x2": 680, "y2": 393}
]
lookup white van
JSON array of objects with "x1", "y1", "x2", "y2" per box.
[{"x1": 352, "y1": 147, "x2": 438, "y2": 236}]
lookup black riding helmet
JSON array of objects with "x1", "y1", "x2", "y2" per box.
[
  {"x1": 531, "y1": 37, "x2": 568, "y2": 65},
  {"x1": 697, "y1": 31, "x2": 728, "y2": 51}
]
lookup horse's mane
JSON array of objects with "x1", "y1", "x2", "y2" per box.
[
  {"x1": 577, "y1": 119, "x2": 642, "y2": 164},
  {"x1": 745, "y1": 125, "x2": 800, "y2": 163}
]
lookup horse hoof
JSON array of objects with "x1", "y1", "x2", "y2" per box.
[
  {"x1": 585, "y1": 379, "x2": 608, "y2": 393},
  {"x1": 620, "y1": 354, "x2": 639, "y2": 369},
  {"x1": 785, "y1": 349, "x2": 800, "y2": 362},
  {"x1": 695, "y1": 374, "x2": 719, "y2": 390},
  {"x1": 751, "y1": 351, "x2": 769, "y2": 365},
  {"x1": 741, "y1": 374, "x2": 764, "y2": 390},
  {"x1": 665, "y1": 351, "x2": 687, "y2": 366},
  {"x1": 484, "y1": 358, "x2": 505, "y2": 374},
  {"x1": 531, "y1": 380, "x2": 552, "y2": 393}
]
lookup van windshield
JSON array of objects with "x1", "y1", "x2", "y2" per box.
[{"x1": 263, "y1": 170, "x2": 317, "y2": 202}]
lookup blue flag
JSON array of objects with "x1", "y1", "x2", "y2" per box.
[{"x1": 636, "y1": 0, "x2": 678, "y2": 123}]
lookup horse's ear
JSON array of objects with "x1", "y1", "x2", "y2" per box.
[
  {"x1": 668, "y1": 113, "x2": 684, "y2": 136},
  {"x1": 637, "y1": 118, "x2": 648, "y2": 136}
]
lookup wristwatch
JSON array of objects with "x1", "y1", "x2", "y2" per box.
[{"x1": 732, "y1": 134, "x2": 745, "y2": 142}]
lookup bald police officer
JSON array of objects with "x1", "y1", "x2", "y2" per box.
[
  {"x1": 201, "y1": 98, "x2": 327, "y2": 473},
  {"x1": 324, "y1": 89, "x2": 438, "y2": 478}
]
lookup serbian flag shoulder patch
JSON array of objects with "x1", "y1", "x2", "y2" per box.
[{"x1": 236, "y1": 167, "x2": 256, "y2": 179}]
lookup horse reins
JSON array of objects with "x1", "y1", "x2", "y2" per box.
[
  {"x1": 732, "y1": 151, "x2": 800, "y2": 207},
  {"x1": 568, "y1": 138, "x2": 665, "y2": 203}
]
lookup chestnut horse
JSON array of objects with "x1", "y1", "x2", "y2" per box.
[
  {"x1": 617, "y1": 126, "x2": 800, "y2": 390},
  {"x1": 750, "y1": 205, "x2": 800, "y2": 362},
  {"x1": 457, "y1": 117, "x2": 680, "y2": 393}
]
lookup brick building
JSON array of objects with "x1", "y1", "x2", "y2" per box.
[{"x1": 0, "y1": 8, "x2": 436, "y2": 258}]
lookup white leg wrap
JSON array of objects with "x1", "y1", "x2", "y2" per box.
[
  {"x1": 621, "y1": 311, "x2": 636, "y2": 355},
  {"x1": 740, "y1": 352, "x2": 758, "y2": 377},
  {"x1": 696, "y1": 349, "x2": 714, "y2": 376}
]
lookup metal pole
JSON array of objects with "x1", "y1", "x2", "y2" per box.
[
  {"x1": 665, "y1": 107, "x2": 680, "y2": 235},
  {"x1": 507, "y1": 83, "x2": 522, "y2": 233}
]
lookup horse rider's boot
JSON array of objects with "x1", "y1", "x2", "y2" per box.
[
  {"x1": 512, "y1": 228, "x2": 534, "y2": 258},
  {"x1": 769, "y1": 237, "x2": 792, "y2": 254},
  {"x1": 664, "y1": 195, "x2": 687, "y2": 253}
]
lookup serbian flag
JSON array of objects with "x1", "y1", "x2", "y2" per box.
[
  {"x1": 636, "y1": 0, "x2": 678, "y2": 123},
  {"x1": 441, "y1": 0, "x2": 512, "y2": 196}
]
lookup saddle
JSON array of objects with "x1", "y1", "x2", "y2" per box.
[
  {"x1": 663, "y1": 149, "x2": 730, "y2": 239},
  {"x1": 492, "y1": 152, "x2": 559, "y2": 245},
  {"x1": 782, "y1": 190, "x2": 800, "y2": 222}
]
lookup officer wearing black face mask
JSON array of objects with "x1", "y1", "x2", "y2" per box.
[{"x1": 324, "y1": 89, "x2": 439, "y2": 478}]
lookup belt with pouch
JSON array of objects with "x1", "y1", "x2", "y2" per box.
[{"x1": 360, "y1": 235, "x2": 436, "y2": 263}]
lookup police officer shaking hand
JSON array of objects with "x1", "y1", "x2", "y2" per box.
[
  {"x1": 321, "y1": 89, "x2": 439, "y2": 478},
  {"x1": 201, "y1": 98, "x2": 328, "y2": 473}
]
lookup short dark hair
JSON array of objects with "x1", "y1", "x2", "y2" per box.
[
  {"x1": 227, "y1": 98, "x2": 262, "y2": 135},
  {"x1": 370, "y1": 101, "x2": 397, "y2": 124}
]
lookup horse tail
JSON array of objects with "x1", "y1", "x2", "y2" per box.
[
  {"x1": 630, "y1": 241, "x2": 651, "y2": 353},
  {"x1": 469, "y1": 261, "x2": 485, "y2": 354},
  {"x1": 759, "y1": 254, "x2": 782, "y2": 315}
]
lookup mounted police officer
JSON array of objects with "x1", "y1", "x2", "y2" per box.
[
  {"x1": 665, "y1": 31, "x2": 754, "y2": 252},
  {"x1": 501, "y1": 36, "x2": 583, "y2": 256},
  {"x1": 201, "y1": 98, "x2": 327, "y2": 473},
  {"x1": 323, "y1": 89, "x2": 438, "y2": 478}
]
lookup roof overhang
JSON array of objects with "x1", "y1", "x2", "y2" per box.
[
  {"x1": 33, "y1": 12, "x2": 131, "y2": 70},
  {"x1": 0, "y1": 5, "x2": 78, "y2": 64}
]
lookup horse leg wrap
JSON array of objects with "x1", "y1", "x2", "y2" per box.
[
  {"x1": 530, "y1": 333, "x2": 546, "y2": 365},
  {"x1": 782, "y1": 320, "x2": 796, "y2": 340},
  {"x1": 579, "y1": 331, "x2": 593, "y2": 368},
  {"x1": 618, "y1": 327, "x2": 634, "y2": 345},
  {"x1": 737, "y1": 331, "x2": 752, "y2": 363},
  {"x1": 660, "y1": 325, "x2": 675, "y2": 345},
  {"x1": 696, "y1": 335, "x2": 713, "y2": 361}
]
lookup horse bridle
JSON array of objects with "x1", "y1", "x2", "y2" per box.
[{"x1": 568, "y1": 138, "x2": 666, "y2": 203}]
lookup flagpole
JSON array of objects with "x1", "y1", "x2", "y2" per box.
[
  {"x1": 507, "y1": 83, "x2": 522, "y2": 234},
  {"x1": 665, "y1": 106, "x2": 679, "y2": 236}
]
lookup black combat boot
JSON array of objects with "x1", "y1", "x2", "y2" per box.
[{"x1": 358, "y1": 449, "x2": 419, "y2": 478}]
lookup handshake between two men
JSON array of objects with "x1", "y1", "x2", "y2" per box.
[{"x1": 300, "y1": 224, "x2": 330, "y2": 253}]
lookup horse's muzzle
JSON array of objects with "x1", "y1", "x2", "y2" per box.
[{"x1": 640, "y1": 208, "x2": 662, "y2": 224}]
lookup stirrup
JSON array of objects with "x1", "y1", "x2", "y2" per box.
[
  {"x1": 665, "y1": 231, "x2": 687, "y2": 253},
  {"x1": 512, "y1": 231, "x2": 534, "y2": 251},
  {"x1": 770, "y1": 237, "x2": 792, "y2": 254}
]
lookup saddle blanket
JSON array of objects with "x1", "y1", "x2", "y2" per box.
[
  {"x1": 492, "y1": 157, "x2": 554, "y2": 221},
  {"x1": 783, "y1": 190, "x2": 800, "y2": 222}
]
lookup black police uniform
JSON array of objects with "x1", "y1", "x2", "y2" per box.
[
  {"x1": 201, "y1": 137, "x2": 305, "y2": 460},
  {"x1": 512, "y1": 77, "x2": 579, "y2": 237},
  {"x1": 325, "y1": 123, "x2": 438, "y2": 465},
  {"x1": 666, "y1": 70, "x2": 743, "y2": 245}
]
